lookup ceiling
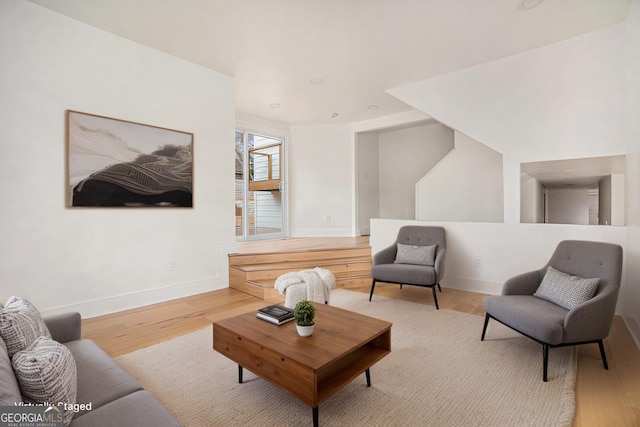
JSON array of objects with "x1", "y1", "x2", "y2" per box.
[
  {"x1": 521, "y1": 155, "x2": 626, "y2": 189},
  {"x1": 29, "y1": 0, "x2": 630, "y2": 125}
]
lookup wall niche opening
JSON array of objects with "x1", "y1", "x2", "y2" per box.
[{"x1": 520, "y1": 155, "x2": 625, "y2": 226}]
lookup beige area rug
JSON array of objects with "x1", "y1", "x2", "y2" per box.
[{"x1": 115, "y1": 289, "x2": 577, "y2": 426}]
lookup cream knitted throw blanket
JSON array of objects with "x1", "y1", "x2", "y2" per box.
[{"x1": 274, "y1": 267, "x2": 336, "y2": 308}]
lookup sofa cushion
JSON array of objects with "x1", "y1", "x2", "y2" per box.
[
  {"x1": 534, "y1": 266, "x2": 600, "y2": 310},
  {"x1": 64, "y1": 339, "x2": 142, "y2": 416},
  {"x1": 485, "y1": 295, "x2": 568, "y2": 345},
  {"x1": 394, "y1": 243, "x2": 437, "y2": 266},
  {"x1": 12, "y1": 336, "x2": 77, "y2": 426},
  {"x1": 69, "y1": 390, "x2": 180, "y2": 427},
  {"x1": 0, "y1": 297, "x2": 51, "y2": 358},
  {"x1": 0, "y1": 335, "x2": 22, "y2": 406},
  {"x1": 371, "y1": 263, "x2": 436, "y2": 286}
]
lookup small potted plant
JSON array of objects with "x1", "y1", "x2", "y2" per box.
[{"x1": 294, "y1": 300, "x2": 315, "y2": 337}]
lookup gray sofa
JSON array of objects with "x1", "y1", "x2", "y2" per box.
[{"x1": 1, "y1": 311, "x2": 181, "y2": 427}]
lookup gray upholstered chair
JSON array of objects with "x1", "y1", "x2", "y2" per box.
[
  {"x1": 482, "y1": 240, "x2": 623, "y2": 381},
  {"x1": 369, "y1": 226, "x2": 446, "y2": 309}
]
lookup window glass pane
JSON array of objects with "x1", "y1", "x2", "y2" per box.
[
  {"x1": 235, "y1": 130, "x2": 285, "y2": 239},
  {"x1": 235, "y1": 131, "x2": 245, "y2": 237}
]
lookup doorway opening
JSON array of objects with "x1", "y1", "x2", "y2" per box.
[{"x1": 235, "y1": 130, "x2": 286, "y2": 239}]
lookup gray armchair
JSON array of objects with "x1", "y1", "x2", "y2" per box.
[
  {"x1": 369, "y1": 226, "x2": 446, "y2": 309},
  {"x1": 482, "y1": 240, "x2": 623, "y2": 381}
]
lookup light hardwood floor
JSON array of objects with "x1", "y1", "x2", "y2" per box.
[{"x1": 82, "y1": 283, "x2": 639, "y2": 427}]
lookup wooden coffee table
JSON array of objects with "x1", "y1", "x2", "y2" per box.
[{"x1": 213, "y1": 303, "x2": 391, "y2": 426}]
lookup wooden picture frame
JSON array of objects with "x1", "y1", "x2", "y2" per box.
[{"x1": 67, "y1": 110, "x2": 193, "y2": 207}]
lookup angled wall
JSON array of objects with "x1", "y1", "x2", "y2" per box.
[
  {"x1": 416, "y1": 131, "x2": 503, "y2": 222},
  {"x1": 378, "y1": 123, "x2": 454, "y2": 220},
  {"x1": 389, "y1": 24, "x2": 626, "y2": 224}
]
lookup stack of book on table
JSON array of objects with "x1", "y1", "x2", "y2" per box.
[{"x1": 257, "y1": 304, "x2": 294, "y2": 325}]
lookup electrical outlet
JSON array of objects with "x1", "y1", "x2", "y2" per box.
[
  {"x1": 325, "y1": 215, "x2": 331, "y2": 223},
  {"x1": 473, "y1": 257, "x2": 481, "y2": 268},
  {"x1": 169, "y1": 261, "x2": 176, "y2": 272}
]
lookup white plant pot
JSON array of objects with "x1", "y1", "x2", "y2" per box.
[{"x1": 296, "y1": 323, "x2": 314, "y2": 337}]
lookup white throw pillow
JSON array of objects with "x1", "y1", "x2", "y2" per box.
[
  {"x1": 394, "y1": 243, "x2": 437, "y2": 266},
  {"x1": 534, "y1": 266, "x2": 600, "y2": 310},
  {"x1": 0, "y1": 297, "x2": 51, "y2": 358},
  {"x1": 12, "y1": 336, "x2": 77, "y2": 427}
]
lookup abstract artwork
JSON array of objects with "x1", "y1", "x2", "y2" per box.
[{"x1": 67, "y1": 111, "x2": 193, "y2": 207}]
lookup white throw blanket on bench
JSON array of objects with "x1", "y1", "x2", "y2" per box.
[{"x1": 274, "y1": 267, "x2": 336, "y2": 308}]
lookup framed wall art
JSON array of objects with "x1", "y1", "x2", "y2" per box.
[{"x1": 67, "y1": 110, "x2": 193, "y2": 207}]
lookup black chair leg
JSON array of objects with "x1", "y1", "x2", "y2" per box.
[
  {"x1": 481, "y1": 313, "x2": 490, "y2": 341},
  {"x1": 437, "y1": 283, "x2": 442, "y2": 292},
  {"x1": 369, "y1": 279, "x2": 376, "y2": 301},
  {"x1": 432, "y1": 285, "x2": 439, "y2": 310},
  {"x1": 598, "y1": 340, "x2": 609, "y2": 370},
  {"x1": 543, "y1": 344, "x2": 549, "y2": 382}
]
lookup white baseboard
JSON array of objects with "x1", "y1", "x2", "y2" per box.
[
  {"x1": 291, "y1": 228, "x2": 354, "y2": 237},
  {"x1": 623, "y1": 316, "x2": 640, "y2": 351},
  {"x1": 41, "y1": 277, "x2": 227, "y2": 319},
  {"x1": 442, "y1": 275, "x2": 502, "y2": 296}
]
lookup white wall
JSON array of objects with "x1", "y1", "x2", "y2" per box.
[
  {"x1": 356, "y1": 131, "x2": 379, "y2": 235},
  {"x1": 371, "y1": 219, "x2": 627, "y2": 312},
  {"x1": 611, "y1": 174, "x2": 626, "y2": 226},
  {"x1": 547, "y1": 188, "x2": 593, "y2": 225},
  {"x1": 0, "y1": 1, "x2": 236, "y2": 317},
  {"x1": 598, "y1": 174, "x2": 626, "y2": 227},
  {"x1": 599, "y1": 177, "x2": 613, "y2": 225},
  {"x1": 520, "y1": 174, "x2": 544, "y2": 223},
  {"x1": 289, "y1": 124, "x2": 353, "y2": 236},
  {"x1": 623, "y1": 0, "x2": 640, "y2": 348},
  {"x1": 378, "y1": 123, "x2": 454, "y2": 219},
  {"x1": 416, "y1": 131, "x2": 503, "y2": 222}
]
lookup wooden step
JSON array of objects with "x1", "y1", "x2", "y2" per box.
[
  {"x1": 233, "y1": 258, "x2": 371, "y2": 281},
  {"x1": 247, "y1": 272, "x2": 373, "y2": 299},
  {"x1": 228, "y1": 242, "x2": 372, "y2": 300},
  {"x1": 245, "y1": 277, "x2": 373, "y2": 301},
  {"x1": 232, "y1": 256, "x2": 370, "y2": 271},
  {"x1": 231, "y1": 259, "x2": 371, "y2": 284},
  {"x1": 229, "y1": 247, "x2": 371, "y2": 267}
]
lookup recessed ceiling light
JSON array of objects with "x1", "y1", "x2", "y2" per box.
[
  {"x1": 517, "y1": 0, "x2": 544, "y2": 10},
  {"x1": 330, "y1": 113, "x2": 339, "y2": 118},
  {"x1": 270, "y1": 103, "x2": 281, "y2": 108},
  {"x1": 310, "y1": 77, "x2": 324, "y2": 85},
  {"x1": 367, "y1": 105, "x2": 378, "y2": 110}
]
